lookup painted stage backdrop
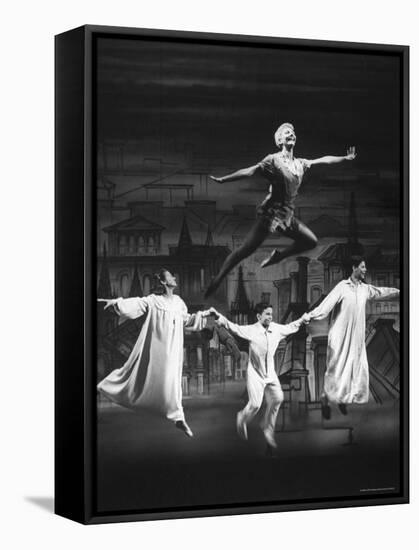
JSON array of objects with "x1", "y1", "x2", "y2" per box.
[{"x1": 95, "y1": 35, "x2": 402, "y2": 514}]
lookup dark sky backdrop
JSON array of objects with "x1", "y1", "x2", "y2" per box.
[{"x1": 96, "y1": 36, "x2": 401, "y2": 242}]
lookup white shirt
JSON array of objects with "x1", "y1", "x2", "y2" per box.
[{"x1": 217, "y1": 316, "x2": 303, "y2": 380}]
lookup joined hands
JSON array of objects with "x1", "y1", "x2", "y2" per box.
[
  {"x1": 203, "y1": 307, "x2": 221, "y2": 319},
  {"x1": 301, "y1": 312, "x2": 311, "y2": 325}
]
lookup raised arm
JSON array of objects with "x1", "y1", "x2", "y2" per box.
[
  {"x1": 209, "y1": 164, "x2": 260, "y2": 183},
  {"x1": 306, "y1": 146, "x2": 356, "y2": 168}
]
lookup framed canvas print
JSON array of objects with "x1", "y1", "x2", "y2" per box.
[{"x1": 55, "y1": 25, "x2": 409, "y2": 524}]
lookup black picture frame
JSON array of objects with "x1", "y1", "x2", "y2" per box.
[{"x1": 55, "y1": 24, "x2": 409, "y2": 524}]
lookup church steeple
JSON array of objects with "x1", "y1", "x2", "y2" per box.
[
  {"x1": 129, "y1": 265, "x2": 143, "y2": 297},
  {"x1": 97, "y1": 242, "x2": 112, "y2": 298},
  {"x1": 177, "y1": 216, "x2": 193, "y2": 249},
  {"x1": 230, "y1": 265, "x2": 251, "y2": 323}
]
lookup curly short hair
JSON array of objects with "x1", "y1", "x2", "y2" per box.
[{"x1": 274, "y1": 122, "x2": 295, "y2": 148}]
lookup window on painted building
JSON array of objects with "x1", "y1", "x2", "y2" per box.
[
  {"x1": 120, "y1": 273, "x2": 129, "y2": 297},
  {"x1": 200, "y1": 268, "x2": 205, "y2": 290},
  {"x1": 143, "y1": 274, "x2": 151, "y2": 295},
  {"x1": 137, "y1": 235, "x2": 144, "y2": 253},
  {"x1": 261, "y1": 292, "x2": 271, "y2": 304},
  {"x1": 119, "y1": 235, "x2": 127, "y2": 255},
  {"x1": 182, "y1": 375, "x2": 189, "y2": 395},
  {"x1": 128, "y1": 235, "x2": 135, "y2": 254}
]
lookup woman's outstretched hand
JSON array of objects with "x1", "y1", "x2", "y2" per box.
[
  {"x1": 345, "y1": 146, "x2": 356, "y2": 160},
  {"x1": 97, "y1": 298, "x2": 116, "y2": 311},
  {"x1": 209, "y1": 175, "x2": 224, "y2": 184}
]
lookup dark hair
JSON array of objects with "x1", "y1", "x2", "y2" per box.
[
  {"x1": 151, "y1": 268, "x2": 170, "y2": 294},
  {"x1": 350, "y1": 255, "x2": 366, "y2": 270},
  {"x1": 254, "y1": 302, "x2": 273, "y2": 316}
]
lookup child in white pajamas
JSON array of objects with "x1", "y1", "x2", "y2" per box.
[{"x1": 216, "y1": 303, "x2": 309, "y2": 448}]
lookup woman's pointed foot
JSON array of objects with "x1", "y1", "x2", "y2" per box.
[
  {"x1": 261, "y1": 249, "x2": 282, "y2": 268},
  {"x1": 175, "y1": 420, "x2": 194, "y2": 437}
]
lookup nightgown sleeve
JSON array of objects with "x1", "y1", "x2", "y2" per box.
[
  {"x1": 367, "y1": 285, "x2": 400, "y2": 300},
  {"x1": 309, "y1": 282, "x2": 344, "y2": 321},
  {"x1": 181, "y1": 299, "x2": 209, "y2": 331},
  {"x1": 216, "y1": 314, "x2": 254, "y2": 341},
  {"x1": 113, "y1": 296, "x2": 150, "y2": 321}
]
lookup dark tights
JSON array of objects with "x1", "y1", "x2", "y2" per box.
[{"x1": 206, "y1": 218, "x2": 318, "y2": 295}]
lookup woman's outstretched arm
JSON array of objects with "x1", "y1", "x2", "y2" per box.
[
  {"x1": 97, "y1": 297, "x2": 150, "y2": 320},
  {"x1": 306, "y1": 146, "x2": 356, "y2": 168},
  {"x1": 209, "y1": 164, "x2": 260, "y2": 183}
]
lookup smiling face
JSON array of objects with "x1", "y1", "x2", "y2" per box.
[
  {"x1": 352, "y1": 260, "x2": 367, "y2": 281},
  {"x1": 161, "y1": 270, "x2": 177, "y2": 288},
  {"x1": 275, "y1": 123, "x2": 297, "y2": 149},
  {"x1": 257, "y1": 306, "x2": 273, "y2": 328}
]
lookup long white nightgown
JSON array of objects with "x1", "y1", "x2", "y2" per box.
[
  {"x1": 309, "y1": 279, "x2": 399, "y2": 404},
  {"x1": 97, "y1": 294, "x2": 207, "y2": 422}
]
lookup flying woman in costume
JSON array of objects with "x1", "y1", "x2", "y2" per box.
[
  {"x1": 97, "y1": 269, "x2": 214, "y2": 438},
  {"x1": 204, "y1": 123, "x2": 356, "y2": 297}
]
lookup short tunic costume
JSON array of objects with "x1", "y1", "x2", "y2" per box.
[{"x1": 256, "y1": 153, "x2": 310, "y2": 233}]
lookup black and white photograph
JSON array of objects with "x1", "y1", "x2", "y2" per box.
[
  {"x1": 5, "y1": 0, "x2": 418, "y2": 547},
  {"x1": 93, "y1": 29, "x2": 407, "y2": 516}
]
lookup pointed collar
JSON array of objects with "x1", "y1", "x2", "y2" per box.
[
  {"x1": 255, "y1": 322, "x2": 273, "y2": 334},
  {"x1": 343, "y1": 277, "x2": 364, "y2": 287}
]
